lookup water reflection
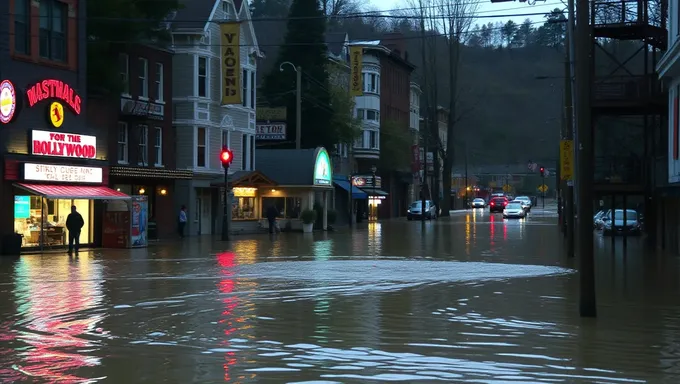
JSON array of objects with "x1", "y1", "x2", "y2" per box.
[{"x1": 2, "y1": 255, "x2": 106, "y2": 382}]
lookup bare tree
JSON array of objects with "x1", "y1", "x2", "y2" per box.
[{"x1": 437, "y1": 0, "x2": 479, "y2": 215}]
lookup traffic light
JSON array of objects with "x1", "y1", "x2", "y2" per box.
[
  {"x1": 220, "y1": 146, "x2": 233, "y2": 168},
  {"x1": 539, "y1": 167, "x2": 545, "y2": 176}
]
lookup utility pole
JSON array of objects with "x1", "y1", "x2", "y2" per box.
[
  {"x1": 575, "y1": 0, "x2": 596, "y2": 317},
  {"x1": 279, "y1": 62, "x2": 302, "y2": 149},
  {"x1": 564, "y1": 19, "x2": 575, "y2": 259},
  {"x1": 464, "y1": 145, "x2": 469, "y2": 208},
  {"x1": 419, "y1": 2, "x2": 428, "y2": 226}
]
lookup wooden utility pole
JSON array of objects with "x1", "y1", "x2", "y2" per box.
[
  {"x1": 564, "y1": 29, "x2": 575, "y2": 259},
  {"x1": 575, "y1": 0, "x2": 596, "y2": 317}
]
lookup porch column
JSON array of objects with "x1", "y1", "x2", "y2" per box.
[
  {"x1": 322, "y1": 191, "x2": 328, "y2": 230},
  {"x1": 308, "y1": 191, "x2": 314, "y2": 210}
]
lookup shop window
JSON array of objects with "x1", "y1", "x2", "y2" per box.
[
  {"x1": 117, "y1": 122, "x2": 128, "y2": 163},
  {"x1": 39, "y1": 0, "x2": 67, "y2": 62},
  {"x1": 154, "y1": 127, "x2": 162, "y2": 166},
  {"x1": 14, "y1": 0, "x2": 30, "y2": 55},
  {"x1": 196, "y1": 127, "x2": 207, "y2": 167},
  {"x1": 261, "y1": 197, "x2": 302, "y2": 219},
  {"x1": 14, "y1": 196, "x2": 91, "y2": 248},
  {"x1": 232, "y1": 193, "x2": 256, "y2": 220},
  {"x1": 138, "y1": 58, "x2": 148, "y2": 98},
  {"x1": 138, "y1": 125, "x2": 148, "y2": 165}
]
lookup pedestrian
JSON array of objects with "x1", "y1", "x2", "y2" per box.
[
  {"x1": 178, "y1": 205, "x2": 187, "y2": 238},
  {"x1": 66, "y1": 205, "x2": 84, "y2": 255},
  {"x1": 266, "y1": 204, "x2": 279, "y2": 234}
]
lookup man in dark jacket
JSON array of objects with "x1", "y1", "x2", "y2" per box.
[
  {"x1": 266, "y1": 204, "x2": 279, "y2": 234},
  {"x1": 66, "y1": 205, "x2": 84, "y2": 255}
]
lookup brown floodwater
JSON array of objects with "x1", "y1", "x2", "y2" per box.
[{"x1": 0, "y1": 207, "x2": 678, "y2": 383}]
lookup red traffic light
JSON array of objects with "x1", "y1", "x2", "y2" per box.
[
  {"x1": 220, "y1": 147, "x2": 233, "y2": 166},
  {"x1": 539, "y1": 167, "x2": 544, "y2": 172}
]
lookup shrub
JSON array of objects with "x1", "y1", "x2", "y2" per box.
[{"x1": 301, "y1": 209, "x2": 317, "y2": 224}]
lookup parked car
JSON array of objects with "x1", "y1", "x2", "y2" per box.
[
  {"x1": 503, "y1": 202, "x2": 526, "y2": 219},
  {"x1": 514, "y1": 196, "x2": 532, "y2": 211},
  {"x1": 512, "y1": 199, "x2": 531, "y2": 211},
  {"x1": 602, "y1": 209, "x2": 642, "y2": 236},
  {"x1": 489, "y1": 197, "x2": 509, "y2": 213},
  {"x1": 593, "y1": 210, "x2": 606, "y2": 229},
  {"x1": 407, "y1": 200, "x2": 437, "y2": 220},
  {"x1": 471, "y1": 198, "x2": 486, "y2": 208}
]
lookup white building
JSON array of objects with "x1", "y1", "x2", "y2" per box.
[
  {"x1": 169, "y1": 0, "x2": 263, "y2": 235},
  {"x1": 349, "y1": 41, "x2": 383, "y2": 165},
  {"x1": 658, "y1": 1, "x2": 680, "y2": 183}
]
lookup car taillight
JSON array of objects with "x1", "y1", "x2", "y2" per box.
[
  {"x1": 490, "y1": 202, "x2": 495, "y2": 206},
  {"x1": 503, "y1": 202, "x2": 508, "y2": 206}
]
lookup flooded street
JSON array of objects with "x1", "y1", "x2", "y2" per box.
[{"x1": 1, "y1": 208, "x2": 679, "y2": 383}]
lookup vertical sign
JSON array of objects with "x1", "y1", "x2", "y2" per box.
[
  {"x1": 349, "y1": 46, "x2": 363, "y2": 97},
  {"x1": 411, "y1": 144, "x2": 420, "y2": 172},
  {"x1": 560, "y1": 140, "x2": 574, "y2": 181},
  {"x1": 220, "y1": 22, "x2": 241, "y2": 105}
]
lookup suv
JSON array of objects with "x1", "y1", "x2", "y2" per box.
[{"x1": 489, "y1": 197, "x2": 508, "y2": 213}]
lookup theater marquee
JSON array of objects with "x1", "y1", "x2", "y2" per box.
[
  {"x1": 23, "y1": 163, "x2": 103, "y2": 183},
  {"x1": 31, "y1": 130, "x2": 97, "y2": 159}
]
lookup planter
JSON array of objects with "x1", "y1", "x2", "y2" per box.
[{"x1": 302, "y1": 223, "x2": 314, "y2": 233}]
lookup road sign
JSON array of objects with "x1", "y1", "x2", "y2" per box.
[
  {"x1": 560, "y1": 140, "x2": 573, "y2": 181},
  {"x1": 537, "y1": 184, "x2": 548, "y2": 193},
  {"x1": 502, "y1": 184, "x2": 512, "y2": 192}
]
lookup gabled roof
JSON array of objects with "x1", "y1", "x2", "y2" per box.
[
  {"x1": 326, "y1": 32, "x2": 348, "y2": 57},
  {"x1": 257, "y1": 149, "x2": 320, "y2": 186},
  {"x1": 172, "y1": 0, "x2": 214, "y2": 31}
]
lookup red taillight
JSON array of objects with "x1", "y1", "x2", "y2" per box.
[
  {"x1": 503, "y1": 202, "x2": 508, "y2": 206},
  {"x1": 490, "y1": 202, "x2": 495, "y2": 206}
]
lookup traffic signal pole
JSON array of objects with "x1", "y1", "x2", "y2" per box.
[
  {"x1": 220, "y1": 147, "x2": 234, "y2": 241},
  {"x1": 542, "y1": 172, "x2": 545, "y2": 209}
]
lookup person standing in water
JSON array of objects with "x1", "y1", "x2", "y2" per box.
[
  {"x1": 178, "y1": 205, "x2": 187, "y2": 238},
  {"x1": 66, "y1": 205, "x2": 84, "y2": 255}
]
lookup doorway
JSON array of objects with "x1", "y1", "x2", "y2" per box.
[{"x1": 195, "y1": 188, "x2": 213, "y2": 235}]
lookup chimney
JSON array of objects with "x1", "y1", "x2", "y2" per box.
[{"x1": 381, "y1": 32, "x2": 406, "y2": 59}]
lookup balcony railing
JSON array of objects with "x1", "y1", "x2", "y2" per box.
[
  {"x1": 591, "y1": 0, "x2": 658, "y2": 28},
  {"x1": 593, "y1": 75, "x2": 666, "y2": 105},
  {"x1": 594, "y1": 155, "x2": 644, "y2": 184}
]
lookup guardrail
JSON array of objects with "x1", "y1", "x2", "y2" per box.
[{"x1": 593, "y1": 76, "x2": 666, "y2": 104}]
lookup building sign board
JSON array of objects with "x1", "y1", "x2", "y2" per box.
[
  {"x1": 352, "y1": 175, "x2": 382, "y2": 189},
  {"x1": 120, "y1": 98, "x2": 164, "y2": 120},
  {"x1": 31, "y1": 130, "x2": 97, "y2": 159},
  {"x1": 256, "y1": 123, "x2": 286, "y2": 140},
  {"x1": 49, "y1": 101, "x2": 65, "y2": 128},
  {"x1": 313, "y1": 148, "x2": 332, "y2": 185},
  {"x1": 0, "y1": 80, "x2": 18, "y2": 124},
  {"x1": 24, "y1": 163, "x2": 103, "y2": 183},
  {"x1": 220, "y1": 22, "x2": 241, "y2": 104},
  {"x1": 26, "y1": 79, "x2": 82, "y2": 114}
]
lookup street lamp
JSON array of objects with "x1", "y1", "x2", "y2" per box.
[
  {"x1": 371, "y1": 165, "x2": 377, "y2": 220},
  {"x1": 279, "y1": 61, "x2": 302, "y2": 150},
  {"x1": 220, "y1": 146, "x2": 234, "y2": 241}
]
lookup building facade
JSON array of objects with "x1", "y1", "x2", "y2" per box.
[
  {"x1": 0, "y1": 0, "x2": 130, "y2": 250},
  {"x1": 88, "y1": 44, "x2": 192, "y2": 240},
  {"x1": 170, "y1": 0, "x2": 264, "y2": 236},
  {"x1": 409, "y1": 82, "x2": 421, "y2": 203}
]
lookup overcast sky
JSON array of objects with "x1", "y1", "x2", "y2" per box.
[{"x1": 370, "y1": 0, "x2": 565, "y2": 26}]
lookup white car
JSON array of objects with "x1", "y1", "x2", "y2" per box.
[
  {"x1": 512, "y1": 199, "x2": 531, "y2": 211},
  {"x1": 407, "y1": 200, "x2": 437, "y2": 220},
  {"x1": 471, "y1": 198, "x2": 486, "y2": 208},
  {"x1": 503, "y1": 202, "x2": 526, "y2": 218},
  {"x1": 514, "y1": 196, "x2": 532, "y2": 211}
]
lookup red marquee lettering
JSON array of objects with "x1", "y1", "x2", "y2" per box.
[
  {"x1": 31, "y1": 140, "x2": 96, "y2": 159},
  {"x1": 26, "y1": 79, "x2": 82, "y2": 114}
]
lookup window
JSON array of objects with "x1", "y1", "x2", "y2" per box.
[
  {"x1": 366, "y1": 110, "x2": 379, "y2": 122},
  {"x1": 222, "y1": 130, "x2": 230, "y2": 149},
  {"x1": 14, "y1": 196, "x2": 92, "y2": 248},
  {"x1": 370, "y1": 131, "x2": 378, "y2": 149},
  {"x1": 249, "y1": 135, "x2": 255, "y2": 170},
  {"x1": 138, "y1": 58, "x2": 148, "y2": 97},
  {"x1": 198, "y1": 57, "x2": 208, "y2": 97},
  {"x1": 154, "y1": 127, "x2": 163, "y2": 166},
  {"x1": 242, "y1": 69, "x2": 248, "y2": 107},
  {"x1": 242, "y1": 133, "x2": 248, "y2": 170},
  {"x1": 250, "y1": 71, "x2": 256, "y2": 109},
  {"x1": 362, "y1": 73, "x2": 379, "y2": 94},
  {"x1": 120, "y1": 54, "x2": 130, "y2": 94},
  {"x1": 14, "y1": 0, "x2": 30, "y2": 54},
  {"x1": 117, "y1": 122, "x2": 128, "y2": 163},
  {"x1": 222, "y1": 1, "x2": 230, "y2": 16},
  {"x1": 155, "y1": 63, "x2": 164, "y2": 102},
  {"x1": 196, "y1": 127, "x2": 207, "y2": 167},
  {"x1": 261, "y1": 197, "x2": 302, "y2": 219},
  {"x1": 39, "y1": 0, "x2": 67, "y2": 61},
  {"x1": 232, "y1": 197, "x2": 256, "y2": 220},
  {"x1": 138, "y1": 125, "x2": 148, "y2": 165},
  {"x1": 357, "y1": 109, "x2": 364, "y2": 119}
]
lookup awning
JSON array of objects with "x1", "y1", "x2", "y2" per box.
[
  {"x1": 362, "y1": 188, "x2": 389, "y2": 197},
  {"x1": 333, "y1": 179, "x2": 367, "y2": 199},
  {"x1": 15, "y1": 183, "x2": 131, "y2": 200}
]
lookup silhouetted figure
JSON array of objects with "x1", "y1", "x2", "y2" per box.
[
  {"x1": 66, "y1": 205, "x2": 84, "y2": 255},
  {"x1": 266, "y1": 205, "x2": 279, "y2": 234}
]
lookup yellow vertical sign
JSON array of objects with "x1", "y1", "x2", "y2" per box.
[
  {"x1": 220, "y1": 22, "x2": 241, "y2": 105},
  {"x1": 349, "y1": 46, "x2": 363, "y2": 97},
  {"x1": 560, "y1": 140, "x2": 573, "y2": 180}
]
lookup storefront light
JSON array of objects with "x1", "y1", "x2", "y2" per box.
[
  {"x1": 159, "y1": 188, "x2": 167, "y2": 196},
  {"x1": 232, "y1": 187, "x2": 256, "y2": 197},
  {"x1": 138, "y1": 188, "x2": 145, "y2": 194}
]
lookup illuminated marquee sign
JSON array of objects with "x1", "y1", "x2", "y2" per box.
[
  {"x1": 49, "y1": 101, "x2": 64, "y2": 128},
  {"x1": 0, "y1": 80, "x2": 18, "y2": 124},
  {"x1": 26, "y1": 79, "x2": 82, "y2": 115},
  {"x1": 31, "y1": 130, "x2": 97, "y2": 159},
  {"x1": 24, "y1": 163, "x2": 103, "y2": 183}
]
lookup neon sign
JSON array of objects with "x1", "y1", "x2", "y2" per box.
[
  {"x1": 31, "y1": 130, "x2": 97, "y2": 159},
  {"x1": 0, "y1": 80, "x2": 17, "y2": 124},
  {"x1": 26, "y1": 79, "x2": 82, "y2": 115}
]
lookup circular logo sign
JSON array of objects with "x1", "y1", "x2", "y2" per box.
[
  {"x1": 49, "y1": 101, "x2": 65, "y2": 128},
  {"x1": 0, "y1": 80, "x2": 17, "y2": 124}
]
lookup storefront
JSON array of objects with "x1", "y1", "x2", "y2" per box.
[
  {"x1": 210, "y1": 170, "x2": 277, "y2": 234},
  {"x1": 0, "y1": 78, "x2": 130, "y2": 250},
  {"x1": 332, "y1": 175, "x2": 367, "y2": 225},
  {"x1": 257, "y1": 147, "x2": 334, "y2": 231},
  {"x1": 352, "y1": 174, "x2": 389, "y2": 221}
]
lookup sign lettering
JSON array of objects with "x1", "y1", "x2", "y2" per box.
[
  {"x1": 220, "y1": 22, "x2": 241, "y2": 104},
  {"x1": 256, "y1": 123, "x2": 286, "y2": 140},
  {"x1": 26, "y1": 79, "x2": 82, "y2": 114},
  {"x1": 560, "y1": 140, "x2": 573, "y2": 181},
  {"x1": 349, "y1": 46, "x2": 363, "y2": 97},
  {"x1": 24, "y1": 163, "x2": 103, "y2": 183},
  {"x1": 31, "y1": 130, "x2": 97, "y2": 159}
]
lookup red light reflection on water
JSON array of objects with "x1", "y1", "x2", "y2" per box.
[
  {"x1": 0, "y1": 259, "x2": 106, "y2": 382},
  {"x1": 217, "y1": 252, "x2": 239, "y2": 382}
]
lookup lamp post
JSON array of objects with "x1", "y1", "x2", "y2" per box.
[
  {"x1": 279, "y1": 62, "x2": 302, "y2": 150},
  {"x1": 371, "y1": 165, "x2": 377, "y2": 220}
]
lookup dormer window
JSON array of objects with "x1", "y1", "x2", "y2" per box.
[{"x1": 222, "y1": 1, "x2": 231, "y2": 18}]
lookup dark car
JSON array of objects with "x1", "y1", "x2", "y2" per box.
[{"x1": 489, "y1": 197, "x2": 508, "y2": 213}]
